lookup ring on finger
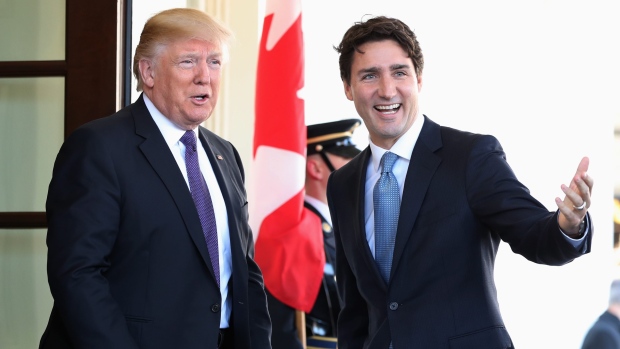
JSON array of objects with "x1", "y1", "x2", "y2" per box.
[{"x1": 573, "y1": 201, "x2": 586, "y2": 210}]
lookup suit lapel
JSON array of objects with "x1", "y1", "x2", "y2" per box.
[
  {"x1": 133, "y1": 96, "x2": 216, "y2": 279},
  {"x1": 197, "y1": 127, "x2": 237, "y2": 229},
  {"x1": 391, "y1": 117, "x2": 442, "y2": 279}
]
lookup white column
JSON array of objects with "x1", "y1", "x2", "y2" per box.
[{"x1": 190, "y1": 0, "x2": 259, "y2": 174}]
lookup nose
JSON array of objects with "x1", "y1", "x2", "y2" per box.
[
  {"x1": 378, "y1": 77, "x2": 396, "y2": 100},
  {"x1": 194, "y1": 62, "x2": 211, "y2": 85}
]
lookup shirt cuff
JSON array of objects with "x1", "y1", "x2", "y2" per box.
[{"x1": 559, "y1": 214, "x2": 590, "y2": 253}]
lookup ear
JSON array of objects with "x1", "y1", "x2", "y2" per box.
[
  {"x1": 306, "y1": 157, "x2": 323, "y2": 180},
  {"x1": 417, "y1": 73, "x2": 423, "y2": 92},
  {"x1": 344, "y1": 80, "x2": 354, "y2": 101},
  {"x1": 139, "y1": 59, "x2": 156, "y2": 89}
]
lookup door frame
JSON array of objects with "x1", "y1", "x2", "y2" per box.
[{"x1": 0, "y1": 0, "x2": 131, "y2": 229}]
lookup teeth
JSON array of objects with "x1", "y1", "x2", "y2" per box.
[
  {"x1": 375, "y1": 103, "x2": 400, "y2": 110},
  {"x1": 195, "y1": 96, "x2": 205, "y2": 100}
]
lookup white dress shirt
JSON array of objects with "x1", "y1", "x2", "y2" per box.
[{"x1": 144, "y1": 94, "x2": 232, "y2": 328}]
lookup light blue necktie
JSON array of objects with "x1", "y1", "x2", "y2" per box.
[{"x1": 373, "y1": 151, "x2": 400, "y2": 284}]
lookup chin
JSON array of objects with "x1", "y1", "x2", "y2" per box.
[{"x1": 187, "y1": 112, "x2": 210, "y2": 123}]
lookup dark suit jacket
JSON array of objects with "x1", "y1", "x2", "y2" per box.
[
  {"x1": 327, "y1": 116, "x2": 592, "y2": 349},
  {"x1": 581, "y1": 311, "x2": 620, "y2": 349},
  {"x1": 39, "y1": 95, "x2": 271, "y2": 349}
]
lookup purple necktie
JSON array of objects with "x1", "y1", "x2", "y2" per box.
[{"x1": 180, "y1": 130, "x2": 220, "y2": 286}]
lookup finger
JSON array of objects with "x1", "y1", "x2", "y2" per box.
[
  {"x1": 573, "y1": 176, "x2": 591, "y2": 204},
  {"x1": 581, "y1": 172, "x2": 594, "y2": 192},
  {"x1": 555, "y1": 197, "x2": 571, "y2": 215},
  {"x1": 555, "y1": 197, "x2": 583, "y2": 224},
  {"x1": 575, "y1": 156, "x2": 590, "y2": 176},
  {"x1": 561, "y1": 184, "x2": 585, "y2": 208},
  {"x1": 556, "y1": 196, "x2": 586, "y2": 227},
  {"x1": 568, "y1": 157, "x2": 591, "y2": 193}
]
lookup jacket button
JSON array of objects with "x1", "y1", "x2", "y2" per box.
[
  {"x1": 389, "y1": 302, "x2": 399, "y2": 311},
  {"x1": 211, "y1": 303, "x2": 220, "y2": 313}
]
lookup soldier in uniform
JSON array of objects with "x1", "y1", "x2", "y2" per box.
[{"x1": 267, "y1": 119, "x2": 362, "y2": 349}]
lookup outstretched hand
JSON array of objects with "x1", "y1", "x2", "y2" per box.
[{"x1": 555, "y1": 157, "x2": 593, "y2": 237}]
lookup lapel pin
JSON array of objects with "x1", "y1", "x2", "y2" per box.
[{"x1": 216, "y1": 155, "x2": 223, "y2": 160}]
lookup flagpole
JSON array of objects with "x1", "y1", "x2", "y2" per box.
[{"x1": 295, "y1": 310, "x2": 307, "y2": 349}]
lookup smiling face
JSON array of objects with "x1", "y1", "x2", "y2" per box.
[
  {"x1": 140, "y1": 38, "x2": 223, "y2": 130},
  {"x1": 344, "y1": 39, "x2": 423, "y2": 149}
]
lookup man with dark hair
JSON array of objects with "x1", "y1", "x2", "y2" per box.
[
  {"x1": 328, "y1": 16, "x2": 593, "y2": 348},
  {"x1": 39, "y1": 8, "x2": 271, "y2": 349},
  {"x1": 581, "y1": 280, "x2": 620, "y2": 349},
  {"x1": 268, "y1": 119, "x2": 362, "y2": 349}
]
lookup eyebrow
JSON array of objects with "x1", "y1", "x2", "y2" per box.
[
  {"x1": 356, "y1": 64, "x2": 411, "y2": 76},
  {"x1": 177, "y1": 51, "x2": 222, "y2": 60},
  {"x1": 390, "y1": 64, "x2": 411, "y2": 71},
  {"x1": 357, "y1": 67, "x2": 380, "y2": 75},
  {"x1": 176, "y1": 52, "x2": 200, "y2": 60}
]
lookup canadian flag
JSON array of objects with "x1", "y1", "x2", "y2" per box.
[{"x1": 249, "y1": 0, "x2": 325, "y2": 313}]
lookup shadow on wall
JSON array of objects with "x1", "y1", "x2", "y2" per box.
[{"x1": 614, "y1": 198, "x2": 620, "y2": 259}]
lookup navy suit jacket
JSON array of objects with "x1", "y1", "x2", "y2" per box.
[
  {"x1": 327, "y1": 116, "x2": 592, "y2": 349},
  {"x1": 40, "y1": 95, "x2": 271, "y2": 349},
  {"x1": 581, "y1": 311, "x2": 620, "y2": 349}
]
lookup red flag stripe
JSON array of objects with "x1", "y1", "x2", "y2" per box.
[{"x1": 251, "y1": 2, "x2": 325, "y2": 313}]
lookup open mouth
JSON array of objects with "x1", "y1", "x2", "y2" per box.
[
  {"x1": 193, "y1": 95, "x2": 208, "y2": 101},
  {"x1": 374, "y1": 103, "x2": 401, "y2": 114}
]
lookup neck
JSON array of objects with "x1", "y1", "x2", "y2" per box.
[
  {"x1": 608, "y1": 304, "x2": 620, "y2": 319},
  {"x1": 305, "y1": 183, "x2": 327, "y2": 205}
]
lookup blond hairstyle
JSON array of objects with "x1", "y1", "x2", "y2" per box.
[{"x1": 133, "y1": 8, "x2": 233, "y2": 91}]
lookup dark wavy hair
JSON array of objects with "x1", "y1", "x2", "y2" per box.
[{"x1": 334, "y1": 16, "x2": 424, "y2": 85}]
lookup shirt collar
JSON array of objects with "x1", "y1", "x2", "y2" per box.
[
  {"x1": 304, "y1": 195, "x2": 331, "y2": 225},
  {"x1": 143, "y1": 93, "x2": 198, "y2": 146},
  {"x1": 369, "y1": 114, "x2": 425, "y2": 172}
]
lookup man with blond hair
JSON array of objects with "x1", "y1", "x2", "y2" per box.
[{"x1": 39, "y1": 8, "x2": 271, "y2": 349}]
